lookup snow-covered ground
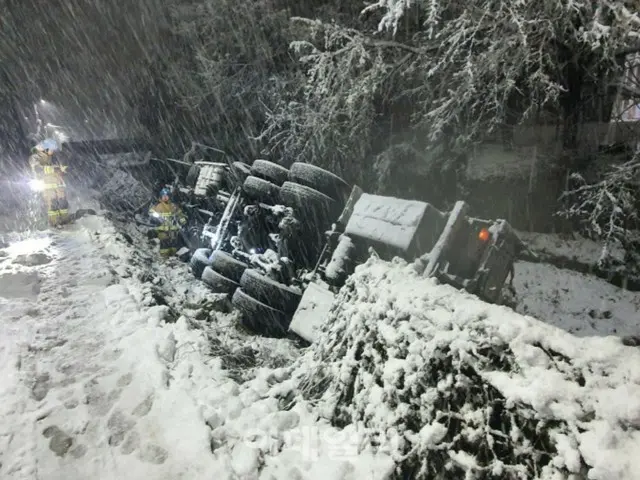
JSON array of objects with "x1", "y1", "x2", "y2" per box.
[
  {"x1": 513, "y1": 261, "x2": 640, "y2": 337},
  {"x1": 1, "y1": 205, "x2": 640, "y2": 479},
  {"x1": 517, "y1": 230, "x2": 624, "y2": 266},
  {"x1": 510, "y1": 230, "x2": 640, "y2": 338},
  {"x1": 0, "y1": 216, "x2": 216, "y2": 478}
]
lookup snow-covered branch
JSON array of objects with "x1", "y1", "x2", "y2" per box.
[{"x1": 559, "y1": 158, "x2": 640, "y2": 268}]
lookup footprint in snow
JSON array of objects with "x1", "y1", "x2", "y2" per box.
[
  {"x1": 32, "y1": 373, "x2": 51, "y2": 401},
  {"x1": 107, "y1": 409, "x2": 136, "y2": 447},
  {"x1": 64, "y1": 398, "x2": 79, "y2": 410},
  {"x1": 83, "y1": 377, "x2": 121, "y2": 417},
  {"x1": 42, "y1": 425, "x2": 73, "y2": 457},
  {"x1": 132, "y1": 394, "x2": 154, "y2": 417},
  {"x1": 69, "y1": 444, "x2": 87, "y2": 459},
  {"x1": 116, "y1": 372, "x2": 133, "y2": 387},
  {"x1": 120, "y1": 430, "x2": 140, "y2": 455},
  {"x1": 137, "y1": 444, "x2": 168, "y2": 465}
]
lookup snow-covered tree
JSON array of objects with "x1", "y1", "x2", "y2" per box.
[
  {"x1": 260, "y1": 0, "x2": 640, "y2": 190},
  {"x1": 559, "y1": 154, "x2": 640, "y2": 275},
  {"x1": 153, "y1": 0, "x2": 295, "y2": 159}
]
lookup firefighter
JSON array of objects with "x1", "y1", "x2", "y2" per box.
[
  {"x1": 148, "y1": 187, "x2": 187, "y2": 256},
  {"x1": 28, "y1": 141, "x2": 70, "y2": 227}
]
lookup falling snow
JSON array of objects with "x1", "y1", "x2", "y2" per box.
[{"x1": 1, "y1": 1, "x2": 640, "y2": 479}]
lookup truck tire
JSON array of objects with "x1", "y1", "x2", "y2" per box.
[
  {"x1": 239, "y1": 269, "x2": 302, "y2": 314},
  {"x1": 186, "y1": 164, "x2": 200, "y2": 187},
  {"x1": 289, "y1": 163, "x2": 350, "y2": 203},
  {"x1": 209, "y1": 251, "x2": 248, "y2": 283},
  {"x1": 232, "y1": 288, "x2": 290, "y2": 337},
  {"x1": 201, "y1": 266, "x2": 239, "y2": 294},
  {"x1": 243, "y1": 176, "x2": 280, "y2": 204},
  {"x1": 251, "y1": 160, "x2": 289, "y2": 186},
  {"x1": 190, "y1": 248, "x2": 212, "y2": 279},
  {"x1": 279, "y1": 181, "x2": 338, "y2": 221},
  {"x1": 230, "y1": 162, "x2": 251, "y2": 183}
]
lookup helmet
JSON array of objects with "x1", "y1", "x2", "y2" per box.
[
  {"x1": 159, "y1": 187, "x2": 171, "y2": 199},
  {"x1": 39, "y1": 138, "x2": 58, "y2": 155}
]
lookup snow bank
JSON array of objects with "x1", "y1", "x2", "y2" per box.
[
  {"x1": 96, "y1": 215, "x2": 395, "y2": 479},
  {"x1": 277, "y1": 257, "x2": 640, "y2": 480}
]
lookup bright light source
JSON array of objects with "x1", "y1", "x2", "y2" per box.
[
  {"x1": 6, "y1": 236, "x2": 52, "y2": 256},
  {"x1": 29, "y1": 179, "x2": 45, "y2": 192},
  {"x1": 40, "y1": 99, "x2": 46, "y2": 104},
  {"x1": 478, "y1": 228, "x2": 490, "y2": 242}
]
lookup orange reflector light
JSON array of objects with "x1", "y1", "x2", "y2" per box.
[{"x1": 478, "y1": 228, "x2": 490, "y2": 242}]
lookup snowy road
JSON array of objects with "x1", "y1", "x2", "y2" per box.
[{"x1": 0, "y1": 216, "x2": 218, "y2": 479}]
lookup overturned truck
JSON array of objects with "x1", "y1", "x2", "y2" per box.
[
  {"x1": 290, "y1": 189, "x2": 525, "y2": 342},
  {"x1": 186, "y1": 159, "x2": 525, "y2": 342}
]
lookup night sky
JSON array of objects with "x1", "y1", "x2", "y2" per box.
[{"x1": 1, "y1": 0, "x2": 168, "y2": 139}]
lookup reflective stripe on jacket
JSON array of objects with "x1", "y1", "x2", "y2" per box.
[
  {"x1": 149, "y1": 202, "x2": 186, "y2": 231},
  {"x1": 30, "y1": 153, "x2": 66, "y2": 188}
]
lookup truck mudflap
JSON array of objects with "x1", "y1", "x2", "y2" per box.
[{"x1": 288, "y1": 282, "x2": 336, "y2": 343}]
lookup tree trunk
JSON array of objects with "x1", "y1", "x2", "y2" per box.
[{"x1": 561, "y1": 59, "x2": 583, "y2": 165}]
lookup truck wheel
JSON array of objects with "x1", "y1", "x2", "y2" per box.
[
  {"x1": 230, "y1": 162, "x2": 251, "y2": 183},
  {"x1": 186, "y1": 164, "x2": 200, "y2": 187},
  {"x1": 289, "y1": 163, "x2": 350, "y2": 203},
  {"x1": 279, "y1": 181, "x2": 338, "y2": 221},
  {"x1": 190, "y1": 248, "x2": 212, "y2": 279},
  {"x1": 251, "y1": 160, "x2": 289, "y2": 186},
  {"x1": 239, "y1": 269, "x2": 302, "y2": 314},
  {"x1": 243, "y1": 176, "x2": 280, "y2": 204},
  {"x1": 209, "y1": 250, "x2": 248, "y2": 282},
  {"x1": 201, "y1": 266, "x2": 239, "y2": 294},
  {"x1": 232, "y1": 288, "x2": 290, "y2": 337}
]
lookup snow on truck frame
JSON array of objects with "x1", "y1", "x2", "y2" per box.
[{"x1": 289, "y1": 186, "x2": 526, "y2": 343}]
